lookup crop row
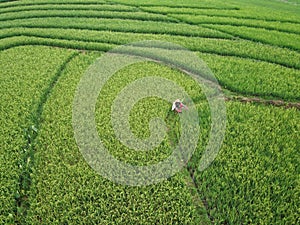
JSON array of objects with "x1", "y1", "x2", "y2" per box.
[
  {"x1": 25, "y1": 53, "x2": 209, "y2": 224},
  {"x1": 1, "y1": 11, "x2": 299, "y2": 52},
  {"x1": 0, "y1": 17, "x2": 232, "y2": 39},
  {"x1": 0, "y1": 0, "x2": 237, "y2": 10},
  {"x1": 200, "y1": 53, "x2": 300, "y2": 101},
  {"x1": 192, "y1": 101, "x2": 300, "y2": 224},
  {"x1": 17, "y1": 8, "x2": 300, "y2": 35},
  {"x1": 1, "y1": 2, "x2": 298, "y2": 52},
  {"x1": 140, "y1": 6, "x2": 300, "y2": 24},
  {"x1": 0, "y1": 0, "x2": 16, "y2": 3},
  {"x1": 141, "y1": 7, "x2": 241, "y2": 16},
  {"x1": 204, "y1": 24, "x2": 300, "y2": 51},
  {"x1": 2, "y1": 16, "x2": 299, "y2": 62},
  {"x1": 171, "y1": 14, "x2": 300, "y2": 35},
  {"x1": 0, "y1": 0, "x2": 107, "y2": 9},
  {"x1": 110, "y1": 0, "x2": 239, "y2": 9},
  {"x1": 0, "y1": 36, "x2": 113, "y2": 52},
  {"x1": 234, "y1": 0, "x2": 300, "y2": 15},
  {"x1": 0, "y1": 9, "x2": 178, "y2": 23},
  {"x1": 1, "y1": 27, "x2": 299, "y2": 71},
  {"x1": 0, "y1": 46, "x2": 74, "y2": 224},
  {"x1": 0, "y1": 3, "x2": 138, "y2": 14}
]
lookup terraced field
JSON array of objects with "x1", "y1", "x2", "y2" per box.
[{"x1": 0, "y1": 0, "x2": 299, "y2": 224}]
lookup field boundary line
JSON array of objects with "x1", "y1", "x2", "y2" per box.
[
  {"x1": 165, "y1": 109, "x2": 213, "y2": 224},
  {"x1": 186, "y1": 167, "x2": 213, "y2": 224},
  {"x1": 225, "y1": 96, "x2": 300, "y2": 110},
  {"x1": 137, "y1": 5, "x2": 239, "y2": 10},
  {"x1": 15, "y1": 51, "x2": 79, "y2": 223}
]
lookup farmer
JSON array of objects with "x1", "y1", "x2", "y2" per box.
[{"x1": 172, "y1": 99, "x2": 188, "y2": 113}]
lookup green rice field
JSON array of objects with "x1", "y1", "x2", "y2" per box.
[{"x1": 0, "y1": 0, "x2": 299, "y2": 224}]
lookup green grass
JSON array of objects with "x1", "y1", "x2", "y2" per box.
[{"x1": 0, "y1": 0, "x2": 299, "y2": 224}]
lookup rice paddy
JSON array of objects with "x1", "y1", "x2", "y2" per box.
[{"x1": 0, "y1": 0, "x2": 299, "y2": 224}]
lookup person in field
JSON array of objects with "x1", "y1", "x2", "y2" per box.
[{"x1": 172, "y1": 99, "x2": 188, "y2": 113}]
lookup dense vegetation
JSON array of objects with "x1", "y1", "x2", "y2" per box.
[{"x1": 0, "y1": 0, "x2": 299, "y2": 224}]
